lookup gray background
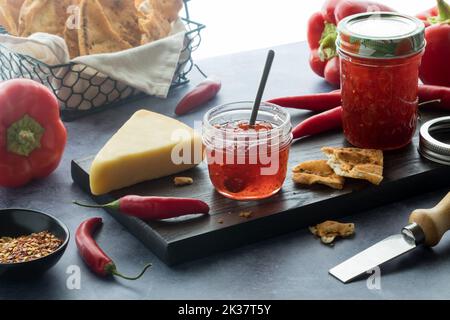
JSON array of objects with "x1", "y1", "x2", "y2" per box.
[{"x1": 1, "y1": 42, "x2": 450, "y2": 299}]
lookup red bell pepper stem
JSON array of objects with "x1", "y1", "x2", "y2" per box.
[
  {"x1": 292, "y1": 106, "x2": 343, "y2": 140},
  {"x1": 74, "y1": 195, "x2": 210, "y2": 220},
  {"x1": 268, "y1": 91, "x2": 341, "y2": 112},
  {"x1": 75, "y1": 218, "x2": 152, "y2": 280}
]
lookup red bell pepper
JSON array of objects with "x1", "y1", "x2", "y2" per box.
[
  {"x1": 307, "y1": 0, "x2": 394, "y2": 86},
  {"x1": 416, "y1": 6, "x2": 439, "y2": 27},
  {"x1": 0, "y1": 79, "x2": 67, "y2": 187},
  {"x1": 418, "y1": 0, "x2": 450, "y2": 87}
]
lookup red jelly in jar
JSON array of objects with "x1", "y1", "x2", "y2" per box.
[
  {"x1": 203, "y1": 102, "x2": 292, "y2": 200},
  {"x1": 337, "y1": 13, "x2": 426, "y2": 150}
]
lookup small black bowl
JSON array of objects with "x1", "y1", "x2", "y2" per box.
[{"x1": 0, "y1": 209, "x2": 69, "y2": 278}]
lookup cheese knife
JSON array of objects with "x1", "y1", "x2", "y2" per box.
[{"x1": 329, "y1": 192, "x2": 450, "y2": 283}]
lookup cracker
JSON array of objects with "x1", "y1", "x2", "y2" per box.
[
  {"x1": 139, "y1": 10, "x2": 170, "y2": 45},
  {"x1": 0, "y1": 0, "x2": 26, "y2": 35},
  {"x1": 0, "y1": 2, "x2": 17, "y2": 35},
  {"x1": 292, "y1": 160, "x2": 345, "y2": 190},
  {"x1": 309, "y1": 220, "x2": 355, "y2": 245},
  {"x1": 322, "y1": 147, "x2": 384, "y2": 185},
  {"x1": 64, "y1": 25, "x2": 80, "y2": 59},
  {"x1": 98, "y1": 0, "x2": 141, "y2": 47},
  {"x1": 174, "y1": 176, "x2": 193, "y2": 186},
  {"x1": 78, "y1": 0, "x2": 132, "y2": 56},
  {"x1": 5, "y1": 0, "x2": 25, "y2": 23},
  {"x1": 18, "y1": 0, "x2": 71, "y2": 37},
  {"x1": 150, "y1": 0, "x2": 183, "y2": 22}
]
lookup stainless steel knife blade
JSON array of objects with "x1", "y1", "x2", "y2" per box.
[
  {"x1": 329, "y1": 223, "x2": 424, "y2": 284},
  {"x1": 330, "y1": 192, "x2": 450, "y2": 284}
]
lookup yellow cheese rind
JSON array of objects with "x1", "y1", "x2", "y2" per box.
[{"x1": 90, "y1": 110, "x2": 203, "y2": 195}]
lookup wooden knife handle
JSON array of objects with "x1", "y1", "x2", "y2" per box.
[{"x1": 409, "y1": 192, "x2": 450, "y2": 247}]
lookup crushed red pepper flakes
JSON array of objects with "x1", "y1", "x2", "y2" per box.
[{"x1": 0, "y1": 231, "x2": 62, "y2": 264}]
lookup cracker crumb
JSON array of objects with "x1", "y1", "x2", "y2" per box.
[
  {"x1": 239, "y1": 211, "x2": 253, "y2": 219},
  {"x1": 309, "y1": 220, "x2": 355, "y2": 245},
  {"x1": 174, "y1": 177, "x2": 194, "y2": 186},
  {"x1": 218, "y1": 218, "x2": 224, "y2": 224}
]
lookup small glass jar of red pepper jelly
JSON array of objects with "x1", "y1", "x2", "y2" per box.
[
  {"x1": 337, "y1": 12, "x2": 426, "y2": 150},
  {"x1": 203, "y1": 102, "x2": 292, "y2": 200}
]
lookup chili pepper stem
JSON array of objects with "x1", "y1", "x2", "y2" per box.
[
  {"x1": 73, "y1": 200, "x2": 120, "y2": 211},
  {"x1": 108, "y1": 263, "x2": 152, "y2": 281},
  {"x1": 419, "y1": 99, "x2": 442, "y2": 107},
  {"x1": 73, "y1": 201, "x2": 107, "y2": 208}
]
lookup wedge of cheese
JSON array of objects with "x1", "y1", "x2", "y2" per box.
[{"x1": 90, "y1": 110, "x2": 203, "y2": 195}]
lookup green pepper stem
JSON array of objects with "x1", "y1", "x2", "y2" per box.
[
  {"x1": 73, "y1": 201, "x2": 107, "y2": 208},
  {"x1": 319, "y1": 22, "x2": 338, "y2": 61},
  {"x1": 111, "y1": 263, "x2": 152, "y2": 281},
  {"x1": 73, "y1": 200, "x2": 120, "y2": 211},
  {"x1": 7, "y1": 115, "x2": 44, "y2": 157},
  {"x1": 438, "y1": 0, "x2": 450, "y2": 22}
]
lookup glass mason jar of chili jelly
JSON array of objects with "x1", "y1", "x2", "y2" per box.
[
  {"x1": 336, "y1": 12, "x2": 426, "y2": 150},
  {"x1": 203, "y1": 102, "x2": 292, "y2": 200}
]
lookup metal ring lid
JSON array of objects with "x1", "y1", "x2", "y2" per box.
[{"x1": 419, "y1": 116, "x2": 450, "y2": 166}]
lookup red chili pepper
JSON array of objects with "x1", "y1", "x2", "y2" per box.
[
  {"x1": 292, "y1": 87, "x2": 449, "y2": 140},
  {"x1": 74, "y1": 195, "x2": 210, "y2": 220},
  {"x1": 75, "y1": 217, "x2": 152, "y2": 280},
  {"x1": 268, "y1": 91, "x2": 341, "y2": 112},
  {"x1": 293, "y1": 106, "x2": 343, "y2": 140},
  {"x1": 418, "y1": 85, "x2": 450, "y2": 110},
  {"x1": 175, "y1": 77, "x2": 222, "y2": 115},
  {"x1": 417, "y1": 0, "x2": 450, "y2": 87},
  {"x1": 271, "y1": 85, "x2": 450, "y2": 112},
  {"x1": 307, "y1": 0, "x2": 394, "y2": 86}
]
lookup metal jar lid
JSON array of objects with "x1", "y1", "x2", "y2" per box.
[
  {"x1": 337, "y1": 12, "x2": 425, "y2": 58},
  {"x1": 419, "y1": 117, "x2": 450, "y2": 166}
]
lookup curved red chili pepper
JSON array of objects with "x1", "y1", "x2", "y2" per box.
[
  {"x1": 75, "y1": 217, "x2": 152, "y2": 280},
  {"x1": 293, "y1": 106, "x2": 343, "y2": 140},
  {"x1": 74, "y1": 196, "x2": 210, "y2": 220},
  {"x1": 175, "y1": 77, "x2": 222, "y2": 116},
  {"x1": 268, "y1": 91, "x2": 341, "y2": 112},
  {"x1": 291, "y1": 85, "x2": 450, "y2": 140},
  {"x1": 271, "y1": 85, "x2": 450, "y2": 112}
]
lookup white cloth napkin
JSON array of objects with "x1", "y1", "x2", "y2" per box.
[{"x1": 0, "y1": 19, "x2": 187, "y2": 99}]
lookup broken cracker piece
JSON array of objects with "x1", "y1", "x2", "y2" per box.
[
  {"x1": 78, "y1": 0, "x2": 132, "y2": 56},
  {"x1": 174, "y1": 177, "x2": 193, "y2": 186},
  {"x1": 292, "y1": 160, "x2": 345, "y2": 190},
  {"x1": 309, "y1": 220, "x2": 355, "y2": 245},
  {"x1": 322, "y1": 147, "x2": 384, "y2": 185}
]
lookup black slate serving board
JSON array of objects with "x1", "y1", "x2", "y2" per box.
[{"x1": 71, "y1": 109, "x2": 450, "y2": 265}]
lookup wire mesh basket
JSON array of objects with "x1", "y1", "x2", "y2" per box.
[{"x1": 0, "y1": 0, "x2": 204, "y2": 121}]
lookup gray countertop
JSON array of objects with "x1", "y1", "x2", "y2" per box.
[{"x1": 1, "y1": 42, "x2": 450, "y2": 300}]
